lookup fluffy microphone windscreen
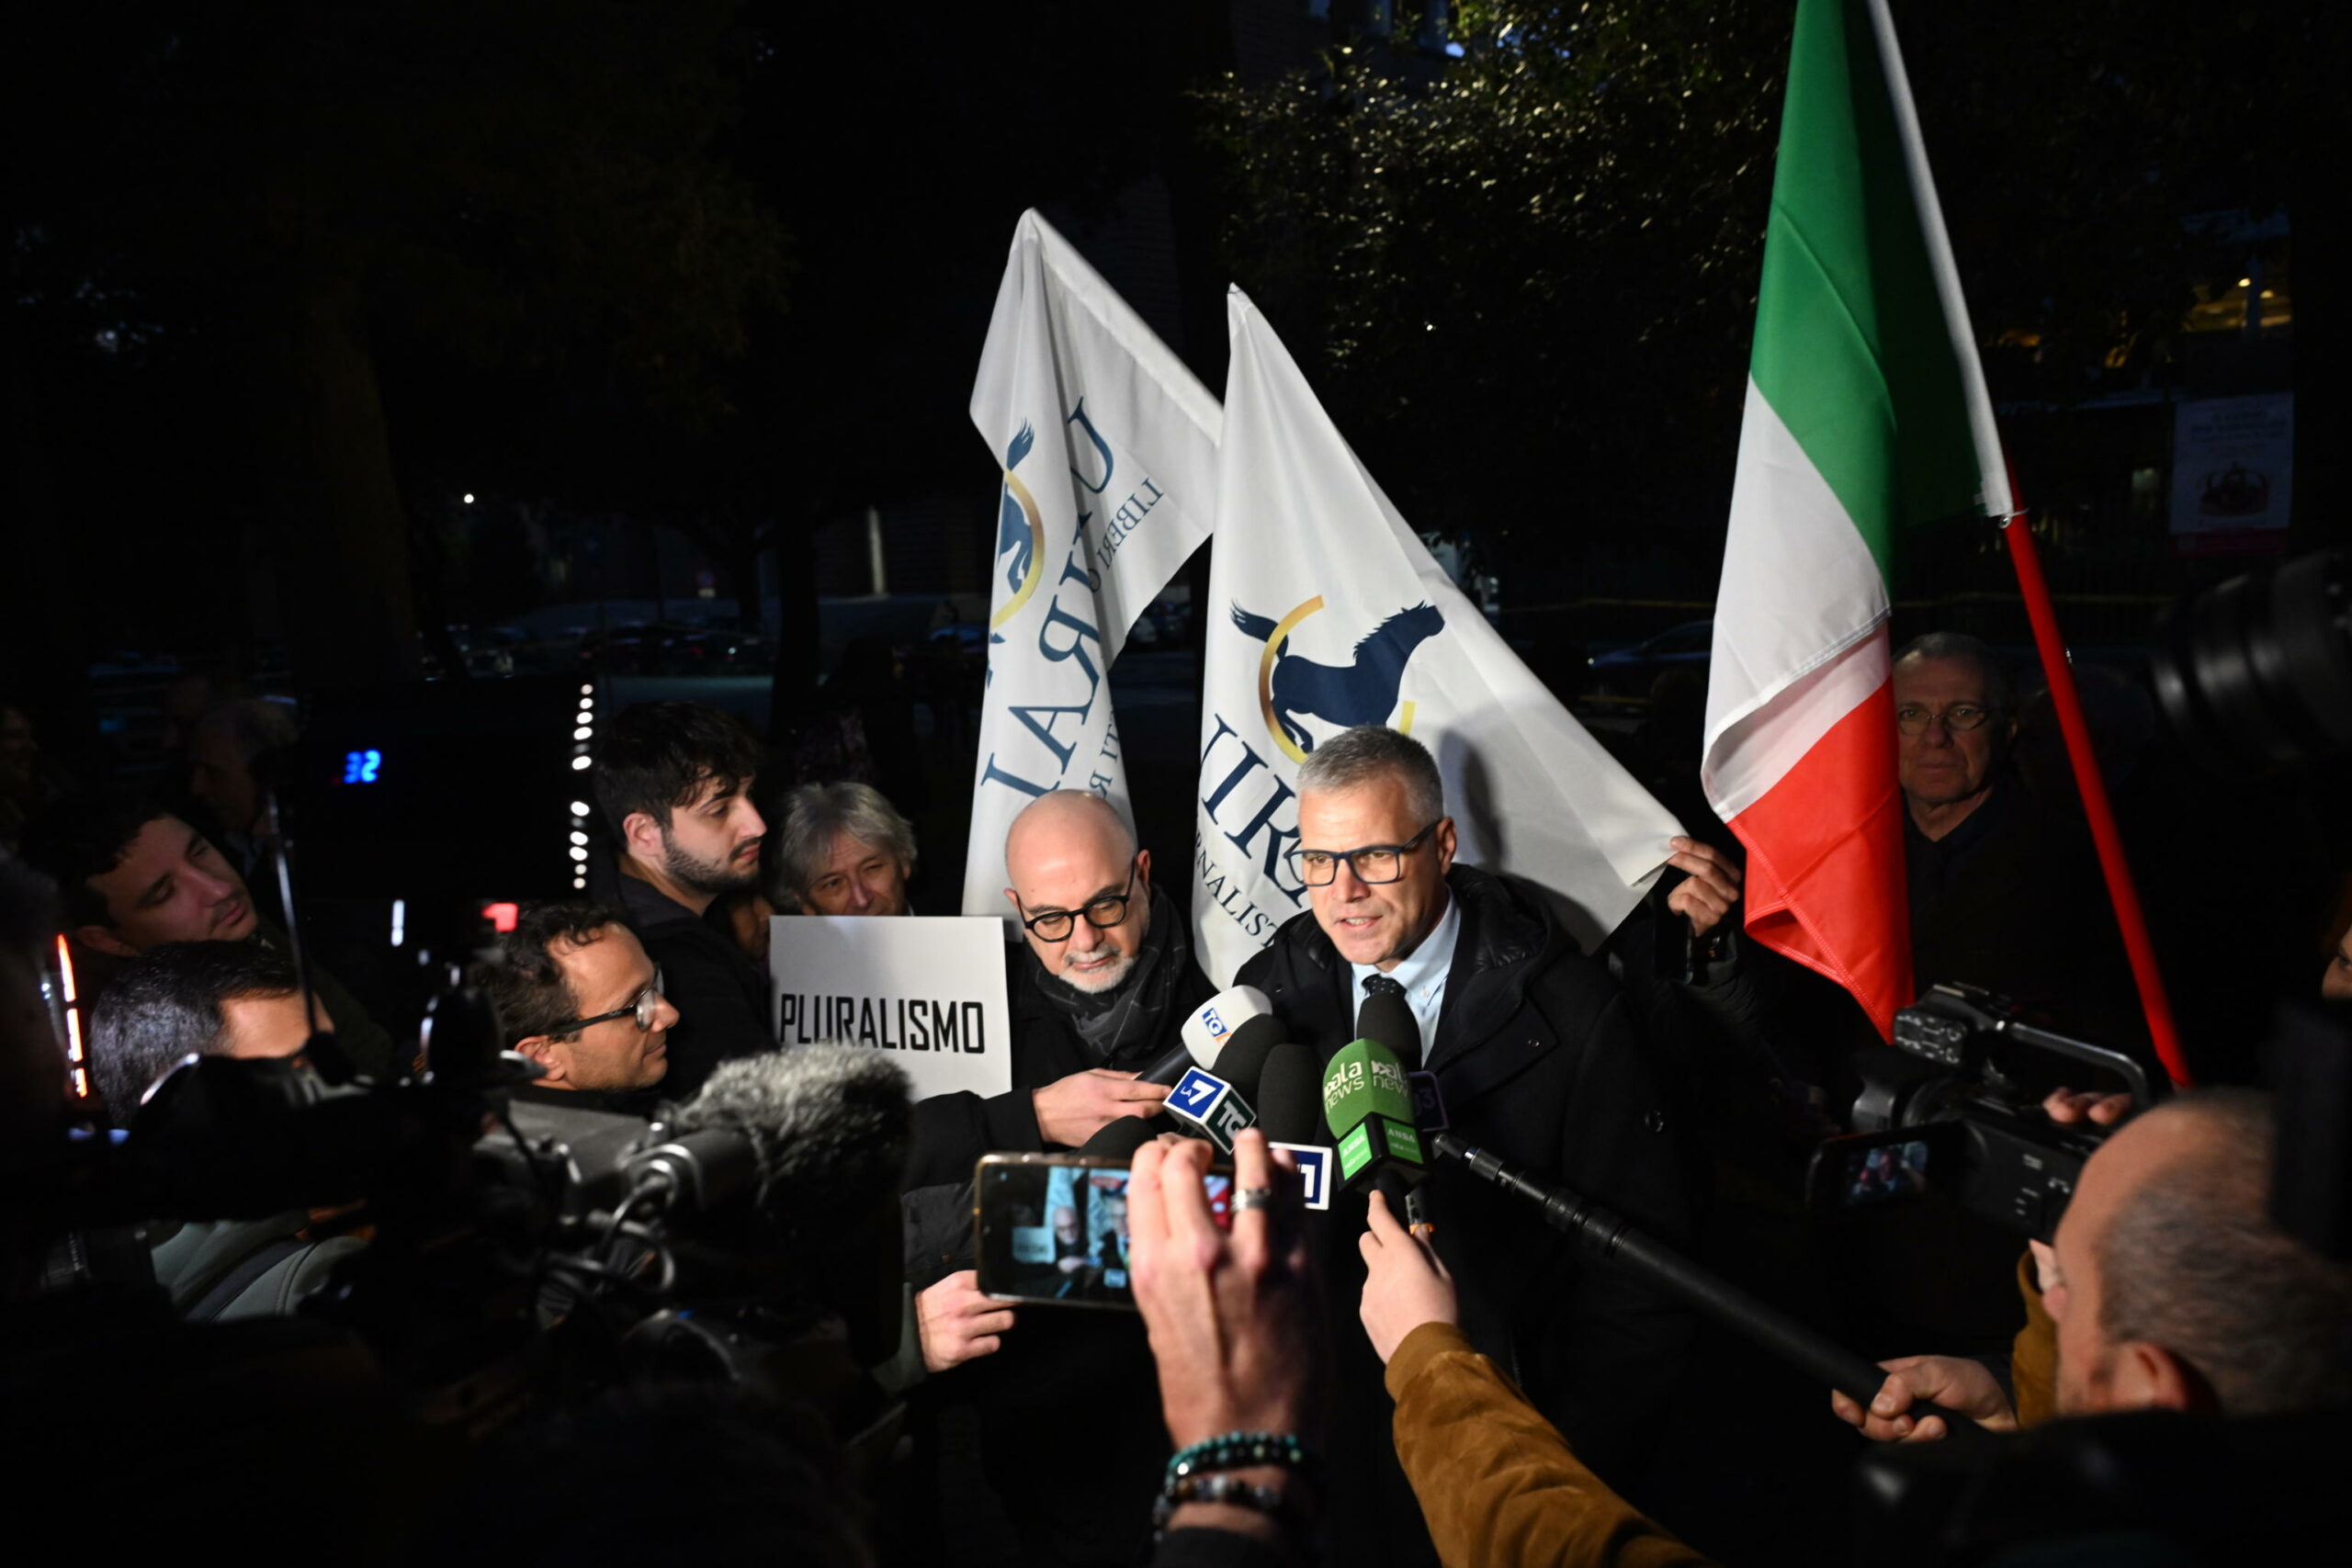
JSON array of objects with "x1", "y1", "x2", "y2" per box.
[
  {"x1": 1254, "y1": 1043, "x2": 1325, "y2": 1146},
  {"x1": 671, "y1": 1047, "x2": 911, "y2": 1210},
  {"x1": 1211, "y1": 1014, "x2": 1288, "y2": 1101},
  {"x1": 1355, "y1": 987, "x2": 1423, "y2": 1073}
]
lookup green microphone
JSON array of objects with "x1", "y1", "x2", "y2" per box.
[{"x1": 1320, "y1": 1038, "x2": 1424, "y2": 1190}]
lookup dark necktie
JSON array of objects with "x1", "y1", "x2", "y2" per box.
[{"x1": 1363, "y1": 974, "x2": 1406, "y2": 1000}]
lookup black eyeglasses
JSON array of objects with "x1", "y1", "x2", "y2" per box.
[
  {"x1": 1895, "y1": 703, "x2": 1993, "y2": 737},
  {"x1": 551, "y1": 969, "x2": 666, "y2": 1035},
  {"x1": 1018, "y1": 861, "x2": 1138, "y2": 942},
  {"x1": 1286, "y1": 821, "x2": 1441, "y2": 887}
]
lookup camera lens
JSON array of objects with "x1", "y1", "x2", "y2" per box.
[{"x1": 2152, "y1": 547, "x2": 2351, "y2": 773}]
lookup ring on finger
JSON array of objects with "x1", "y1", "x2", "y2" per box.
[{"x1": 1233, "y1": 1186, "x2": 1276, "y2": 1212}]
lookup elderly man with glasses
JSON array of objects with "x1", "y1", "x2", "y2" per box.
[
  {"x1": 904, "y1": 791, "x2": 1204, "y2": 1192},
  {"x1": 1235, "y1": 724, "x2": 1692, "y2": 1560},
  {"x1": 893, "y1": 790, "x2": 1209, "y2": 1566},
  {"x1": 1893, "y1": 629, "x2": 2142, "y2": 1046}
]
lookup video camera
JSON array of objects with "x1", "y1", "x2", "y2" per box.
[
  {"x1": 14, "y1": 964, "x2": 908, "y2": 1459},
  {"x1": 1807, "y1": 982, "x2": 2158, "y2": 1242}
]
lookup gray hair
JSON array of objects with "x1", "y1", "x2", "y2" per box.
[
  {"x1": 1894, "y1": 631, "x2": 2014, "y2": 718},
  {"x1": 2097, "y1": 1089, "x2": 2352, "y2": 1416},
  {"x1": 768, "y1": 782, "x2": 917, "y2": 910},
  {"x1": 1295, "y1": 726, "x2": 1445, "y2": 824}
]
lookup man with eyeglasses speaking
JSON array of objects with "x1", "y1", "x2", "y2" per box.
[{"x1": 1235, "y1": 724, "x2": 1693, "y2": 1548}]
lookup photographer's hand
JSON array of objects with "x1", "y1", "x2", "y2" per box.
[
  {"x1": 1129, "y1": 1129, "x2": 1320, "y2": 1445},
  {"x1": 2043, "y1": 1085, "x2": 2133, "y2": 1126},
  {"x1": 915, "y1": 1270, "x2": 1015, "y2": 1373},
  {"x1": 1033, "y1": 1068, "x2": 1170, "y2": 1147},
  {"x1": 1829, "y1": 1355, "x2": 2018, "y2": 1442},
  {"x1": 1358, "y1": 1189, "x2": 1457, "y2": 1364},
  {"x1": 1130, "y1": 1131, "x2": 1322, "y2": 1545}
]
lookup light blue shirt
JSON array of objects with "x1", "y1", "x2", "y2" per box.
[{"x1": 1349, "y1": 889, "x2": 1461, "y2": 1060}]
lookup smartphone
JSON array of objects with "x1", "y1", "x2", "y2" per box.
[{"x1": 973, "y1": 1152, "x2": 1234, "y2": 1312}]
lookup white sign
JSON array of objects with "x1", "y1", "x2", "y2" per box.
[
  {"x1": 1193, "y1": 290, "x2": 1681, "y2": 985},
  {"x1": 963, "y1": 210, "x2": 1221, "y2": 925},
  {"x1": 769, "y1": 915, "x2": 1012, "y2": 1101},
  {"x1": 2171, "y1": 394, "x2": 2293, "y2": 556}
]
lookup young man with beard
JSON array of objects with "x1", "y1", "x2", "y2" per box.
[{"x1": 591, "y1": 702, "x2": 772, "y2": 1100}]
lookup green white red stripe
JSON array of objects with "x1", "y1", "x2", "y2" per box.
[{"x1": 1702, "y1": 0, "x2": 2010, "y2": 1039}]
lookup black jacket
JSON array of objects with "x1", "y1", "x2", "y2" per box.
[
  {"x1": 615, "y1": 874, "x2": 772, "y2": 1101},
  {"x1": 903, "y1": 895, "x2": 1214, "y2": 1567},
  {"x1": 1239, "y1": 864, "x2": 1692, "y2": 1563},
  {"x1": 902, "y1": 890, "x2": 1216, "y2": 1197}
]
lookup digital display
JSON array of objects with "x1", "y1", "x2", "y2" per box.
[
  {"x1": 1839, "y1": 1137, "x2": 1932, "y2": 1207},
  {"x1": 341, "y1": 749, "x2": 383, "y2": 784},
  {"x1": 978, "y1": 1160, "x2": 1233, "y2": 1308}
]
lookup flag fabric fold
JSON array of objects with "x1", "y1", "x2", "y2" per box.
[
  {"x1": 962, "y1": 210, "x2": 1221, "y2": 920},
  {"x1": 1193, "y1": 288, "x2": 1681, "y2": 987},
  {"x1": 1702, "y1": 0, "x2": 2013, "y2": 1037}
]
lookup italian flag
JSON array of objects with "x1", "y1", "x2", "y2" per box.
[{"x1": 1701, "y1": 0, "x2": 2012, "y2": 1040}]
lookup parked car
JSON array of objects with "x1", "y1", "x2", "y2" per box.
[{"x1": 1586, "y1": 620, "x2": 1715, "y2": 699}]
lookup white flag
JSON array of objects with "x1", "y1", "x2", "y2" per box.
[
  {"x1": 963, "y1": 211, "x2": 1220, "y2": 920},
  {"x1": 1192, "y1": 289, "x2": 1681, "y2": 985}
]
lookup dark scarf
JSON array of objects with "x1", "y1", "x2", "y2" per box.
[{"x1": 1029, "y1": 884, "x2": 1193, "y2": 1069}]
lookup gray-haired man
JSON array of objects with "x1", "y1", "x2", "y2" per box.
[{"x1": 768, "y1": 781, "x2": 918, "y2": 918}]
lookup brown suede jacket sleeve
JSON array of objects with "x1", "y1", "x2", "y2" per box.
[
  {"x1": 2011, "y1": 1250, "x2": 2058, "y2": 1428},
  {"x1": 1385, "y1": 1322, "x2": 1716, "y2": 1568}
]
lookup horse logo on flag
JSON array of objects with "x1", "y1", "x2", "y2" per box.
[
  {"x1": 1229, "y1": 599, "x2": 1445, "y2": 761},
  {"x1": 990, "y1": 423, "x2": 1046, "y2": 631}
]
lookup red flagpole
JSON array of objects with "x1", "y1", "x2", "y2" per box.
[{"x1": 1997, "y1": 511, "x2": 2193, "y2": 1089}]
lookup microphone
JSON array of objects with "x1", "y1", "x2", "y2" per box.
[
  {"x1": 1320, "y1": 1038, "x2": 1424, "y2": 1190},
  {"x1": 1356, "y1": 982, "x2": 1422, "y2": 1072},
  {"x1": 1355, "y1": 980, "x2": 1446, "y2": 1135},
  {"x1": 666, "y1": 1046, "x2": 913, "y2": 1365},
  {"x1": 1205, "y1": 1014, "x2": 1285, "y2": 1102},
  {"x1": 1079, "y1": 1114, "x2": 1160, "y2": 1163},
  {"x1": 667, "y1": 1046, "x2": 911, "y2": 1209},
  {"x1": 1429, "y1": 1129, "x2": 1993, "y2": 1452},
  {"x1": 1136, "y1": 986, "x2": 1275, "y2": 1087},
  {"x1": 1260, "y1": 1043, "x2": 1335, "y2": 1212},
  {"x1": 1255, "y1": 1043, "x2": 1325, "y2": 1146},
  {"x1": 1164, "y1": 1066, "x2": 1256, "y2": 1155}
]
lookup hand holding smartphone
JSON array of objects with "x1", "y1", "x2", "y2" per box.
[{"x1": 973, "y1": 1151, "x2": 1234, "y2": 1312}]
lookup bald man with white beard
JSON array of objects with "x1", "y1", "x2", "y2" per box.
[
  {"x1": 903, "y1": 791, "x2": 1206, "y2": 1191},
  {"x1": 897, "y1": 792, "x2": 1215, "y2": 1566}
]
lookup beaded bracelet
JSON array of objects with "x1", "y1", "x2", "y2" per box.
[
  {"x1": 1164, "y1": 1430, "x2": 1321, "y2": 1490},
  {"x1": 1150, "y1": 1472, "x2": 1290, "y2": 1532}
]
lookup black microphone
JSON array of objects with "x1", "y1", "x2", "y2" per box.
[
  {"x1": 1430, "y1": 1129, "x2": 1993, "y2": 1452},
  {"x1": 1207, "y1": 1015, "x2": 1286, "y2": 1102},
  {"x1": 1357, "y1": 981, "x2": 1423, "y2": 1073},
  {"x1": 1080, "y1": 1115, "x2": 1161, "y2": 1163},
  {"x1": 1255, "y1": 1043, "x2": 1325, "y2": 1146},
  {"x1": 667, "y1": 1046, "x2": 912, "y2": 1365},
  {"x1": 1258, "y1": 1043, "x2": 1337, "y2": 1212}
]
